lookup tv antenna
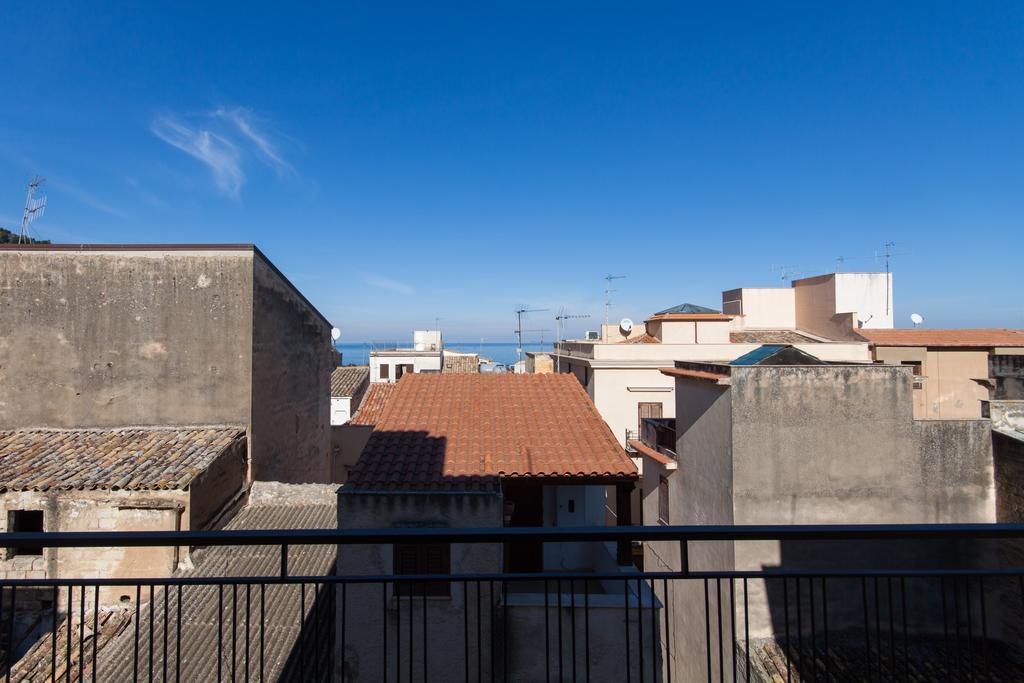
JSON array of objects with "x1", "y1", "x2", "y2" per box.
[
  {"x1": 18, "y1": 176, "x2": 46, "y2": 244},
  {"x1": 603, "y1": 274, "x2": 626, "y2": 324},
  {"x1": 555, "y1": 307, "x2": 591, "y2": 373},
  {"x1": 875, "y1": 241, "x2": 907, "y2": 316},
  {"x1": 770, "y1": 265, "x2": 801, "y2": 282},
  {"x1": 514, "y1": 306, "x2": 549, "y2": 364}
]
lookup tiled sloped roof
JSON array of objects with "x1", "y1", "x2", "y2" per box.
[
  {"x1": 350, "y1": 383, "x2": 399, "y2": 425},
  {"x1": 654, "y1": 303, "x2": 721, "y2": 315},
  {"x1": 730, "y1": 330, "x2": 820, "y2": 344},
  {"x1": 856, "y1": 328, "x2": 1024, "y2": 347},
  {"x1": 331, "y1": 366, "x2": 370, "y2": 397},
  {"x1": 624, "y1": 333, "x2": 660, "y2": 344},
  {"x1": 348, "y1": 374, "x2": 636, "y2": 492},
  {"x1": 97, "y1": 494, "x2": 336, "y2": 682},
  {"x1": 0, "y1": 427, "x2": 245, "y2": 492}
]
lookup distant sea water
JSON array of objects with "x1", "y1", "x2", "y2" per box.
[{"x1": 336, "y1": 342, "x2": 554, "y2": 367}]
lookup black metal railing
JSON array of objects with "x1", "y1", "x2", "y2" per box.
[{"x1": 1, "y1": 524, "x2": 1024, "y2": 681}]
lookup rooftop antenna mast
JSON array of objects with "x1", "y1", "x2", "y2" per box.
[
  {"x1": 603, "y1": 274, "x2": 626, "y2": 324},
  {"x1": 514, "y1": 306, "x2": 549, "y2": 364},
  {"x1": 18, "y1": 176, "x2": 46, "y2": 244},
  {"x1": 770, "y1": 265, "x2": 801, "y2": 282},
  {"x1": 875, "y1": 241, "x2": 905, "y2": 316},
  {"x1": 555, "y1": 307, "x2": 591, "y2": 373}
]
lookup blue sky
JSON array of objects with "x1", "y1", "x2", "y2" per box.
[{"x1": 2, "y1": 2, "x2": 1022, "y2": 340}]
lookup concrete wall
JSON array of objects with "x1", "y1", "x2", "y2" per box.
[
  {"x1": 331, "y1": 423, "x2": 373, "y2": 483},
  {"x1": 335, "y1": 492, "x2": 503, "y2": 682},
  {"x1": 993, "y1": 428, "x2": 1024, "y2": 657},
  {"x1": 0, "y1": 249, "x2": 254, "y2": 428},
  {"x1": 250, "y1": 256, "x2": 332, "y2": 483},
  {"x1": 643, "y1": 377, "x2": 734, "y2": 682}
]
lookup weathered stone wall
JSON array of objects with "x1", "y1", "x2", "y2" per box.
[
  {"x1": 0, "y1": 249, "x2": 254, "y2": 429},
  {"x1": 993, "y1": 430, "x2": 1024, "y2": 657},
  {"x1": 335, "y1": 492, "x2": 502, "y2": 682},
  {"x1": 0, "y1": 489, "x2": 188, "y2": 609},
  {"x1": 250, "y1": 256, "x2": 332, "y2": 483}
]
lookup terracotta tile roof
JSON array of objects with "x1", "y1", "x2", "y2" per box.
[
  {"x1": 659, "y1": 367, "x2": 729, "y2": 382},
  {"x1": 646, "y1": 312, "x2": 733, "y2": 322},
  {"x1": 730, "y1": 330, "x2": 821, "y2": 344},
  {"x1": 627, "y1": 440, "x2": 677, "y2": 468},
  {"x1": 348, "y1": 374, "x2": 636, "y2": 492},
  {"x1": 0, "y1": 427, "x2": 244, "y2": 492},
  {"x1": 350, "y1": 383, "x2": 399, "y2": 425},
  {"x1": 856, "y1": 328, "x2": 1024, "y2": 348},
  {"x1": 331, "y1": 366, "x2": 370, "y2": 397},
  {"x1": 624, "y1": 333, "x2": 660, "y2": 344}
]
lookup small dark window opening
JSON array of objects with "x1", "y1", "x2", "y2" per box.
[
  {"x1": 8, "y1": 510, "x2": 44, "y2": 556},
  {"x1": 380, "y1": 364, "x2": 390, "y2": 380},
  {"x1": 658, "y1": 477, "x2": 670, "y2": 526},
  {"x1": 394, "y1": 543, "x2": 451, "y2": 596}
]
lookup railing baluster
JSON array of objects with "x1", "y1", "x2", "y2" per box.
[
  {"x1": 624, "y1": 580, "x2": 631, "y2": 683},
  {"x1": 965, "y1": 576, "x2": 975, "y2": 680},
  {"x1": 463, "y1": 581, "x2": 469, "y2": 683},
  {"x1": 731, "y1": 577, "x2": 737, "y2": 683},
  {"x1": 636, "y1": 578, "x2": 643, "y2": 683},
  {"x1": 808, "y1": 576, "x2": 816, "y2": 682},
  {"x1": 703, "y1": 578, "x2": 711, "y2": 683},
  {"x1": 571, "y1": 579, "x2": 577, "y2": 683},
  {"x1": 744, "y1": 578, "x2": 750, "y2": 683},
  {"x1": 490, "y1": 580, "x2": 496, "y2": 683},
  {"x1": 899, "y1": 577, "x2": 908, "y2": 683},
  {"x1": 175, "y1": 585, "x2": 182, "y2": 683},
  {"x1": 650, "y1": 578, "x2": 657, "y2": 683},
  {"x1": 941, "y1": 576, "x2": 950, "y2": 677},
  {"x1": 860, "y1": 577, "x2": 870, "y2": 682},
  {"x1": 245, "y1": 584, "x2": 251, "y2": 683},
  {"x1": 92, "y1": 586, "x2": 99, "y2": 683},
  {"x1": 230, "y1": 584, "x2": 236, "y2": 683},
  {"x1": 821, "y1": 577, "x2": 829, "y2": 683},
  {"x1": 662, "y1": 579, "x2": 670, "y2": 683},
  {"x1": 148, "y1": 585, "x2": 155, "y2": 683},
  {"x1": 381, "y1": 582, "x2": 387, "y2": 683},
  {"x1": 7, "y1": 585, "x2": 16, "y2": 683},
  {"x1": 299, "y1": 582, "x2": 305, "y2": 683},
  {"x1": 782, "y1": 577, "x2": 791, "y2": 683},
  {"x1": 953, "y1": 575, "x2": 962, "y2": 679},
  {"x1": 557, "y1": 579, "x2": 564, "y2": 683},
  {"x1": 795, "y1": 577, "x2": 802, "y2": 677},
  {"x1": 259, "y1": 584, "x2": 265, "y2": 683},
  {"x1": 716, "y1": 578, "x2": 723, "y2": 683},
  {"x1": 503, "y1": 580, "x2": 509, "y2": 683},
  {"x1": 979, "y1": 576, "x2": 989, "y2": 680},
  {"x1": 216, "y1": 585, "x2": 223, "y2": 683},
  {"x1": 51, "y1": 585, "x2": 58, "y2": 683},
  {"x1": 78, "y1": 583, "x2": 84, "y2": 683},
  {"x1": 887, "y1": 577, "x2": 895, "y2": 680},
  {"x1": 422, "y1": 580, "x2": 428, "y2": 683},
  {"x1": 340, "y1": 583, "x2": 347, "y2": 683},
  {"x1": 872, "y1": 578, "x2": 881, "y2": 680},
  {"x1": 163, "y1": 584, "x2": 169, "y2": 683},
  {"x1": 395, "y1": 581, "x2": 401, "y2": 682},
  {"x1": 134, "y1": 585, "x2": 141, "y2": 683},
  {"x1": 584, "y1": 579, "x2": 591, "y2": 683},
  {"x1": 476, "y1": 580, "x2": 482, "y2": 683}
]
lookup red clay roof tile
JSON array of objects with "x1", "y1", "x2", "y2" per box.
[
  {"x1": 348, "y1": 374, "x2": 636, "y2": 492},
  {"x1": 350, "y1": 383, "x2": 399, "y2": 426},
  {"x1": 857, "y1": 328, "x2": 1024, "y2": 347}
]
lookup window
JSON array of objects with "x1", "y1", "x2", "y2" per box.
[
  {"x1": 638, "y1": 402, "x2": 663, "y2": 429},
  {"x1": 7, "y1": 510, "x2": 44, "y2": 557},
  {"x1": 901, "y1": 361, "x2": 925, "y2": 389},
  {"x1": 658, "y1": 477, "x2": 670, "y2": 525},
  {"x1": 379, "y1": 363, "x2": 390, "y2": 380},
  {"x1": 393, "y1": 543, "x2": 451, "y2": 596}
]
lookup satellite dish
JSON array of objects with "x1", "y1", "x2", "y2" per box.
[
  {"x1": 910, "y1": 313, "x2": 923, "y2": 327},
  {"x1": 619, "y1": 318, "x2": 634, "y2": 333},
  {"x1": 331, "y1": 327, "x2": 342, "y2": 341}
]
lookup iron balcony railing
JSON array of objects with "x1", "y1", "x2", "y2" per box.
[{"x1": 1, "y1": 524, "x2": 1024, "y2": 681}]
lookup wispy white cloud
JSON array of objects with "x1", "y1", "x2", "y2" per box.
[
  {"x1": 362, "y1": 274, "x2": 415, "y2": 295},
  {"x1": 212, "y1": 107, "x2": 292, "y2": 176},
  {"x1": 151, "y1": 116, "x2": 244, "y2": 198}
]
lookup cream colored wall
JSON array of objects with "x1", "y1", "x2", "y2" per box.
[
  {"x1": 793, "y1": 274, "x2": 846, "y2": 339},
  {"x1": 872, "y1": 346, "x2": 928, "y2": 418},
  {"x1": 654, "y1": 320, "x2": 696, "y2": 344},
  {"x1": 591, "y1": 367, "x2": 676, "y2": 446},
  {"x1": 873, "y1": 346, "x2": 992, "y2": 419},
  {"x1": 695, "y1": 320, "x2": 731, "y2": 343},
  {"x1": 722, "y1": 288, "x2": 796, "y2": 330},
  {"x1": 925, "y1": 350, "x2": 991, "y2": 418}
]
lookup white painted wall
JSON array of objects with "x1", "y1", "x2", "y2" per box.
[
  {"x1": 543, "y1": 485, "x2": 607, "y2": 571},
  {"x1": 330, "y1": 396, "x2": 352, "y2": 425},
  {"x1": 369, "y1": 352, "x2": 442, "y2": 383},
  {"x1": 833, "y1": 273, "x2": 894, "y2": 329}
]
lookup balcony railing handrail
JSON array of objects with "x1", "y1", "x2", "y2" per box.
[{"x1": 4, "y1": 522, "x2": 1024, "y2": 549}]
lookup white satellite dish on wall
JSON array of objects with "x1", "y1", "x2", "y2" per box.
[
  {"x1": 910, "y1": 313, "x2": 923, "y2": 327},
  {"x1": 619, "y1": 318, "x2": 634, "y2": 333},
  {"x1": 331, "y1": 327, "x2": 342, "y2": 341}
]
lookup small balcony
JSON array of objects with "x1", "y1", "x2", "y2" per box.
[{"x1": 1, "y1": 525, "x2": 1023, "y2": 681}]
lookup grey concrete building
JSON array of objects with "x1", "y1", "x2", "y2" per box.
[
  {"x1": 0, "y1": 244, "x2": 335, "y2": 484},
  {"x1": 640, "y1": 345, "x2": 996, "y2": 681}
]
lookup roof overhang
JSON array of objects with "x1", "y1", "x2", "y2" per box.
[
  {"x1": 659, "y1": 367, "x2": 730, "y2": 383},
  {"x1": 627, "y1": 440, "x2": 678, "y2": 470}
]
